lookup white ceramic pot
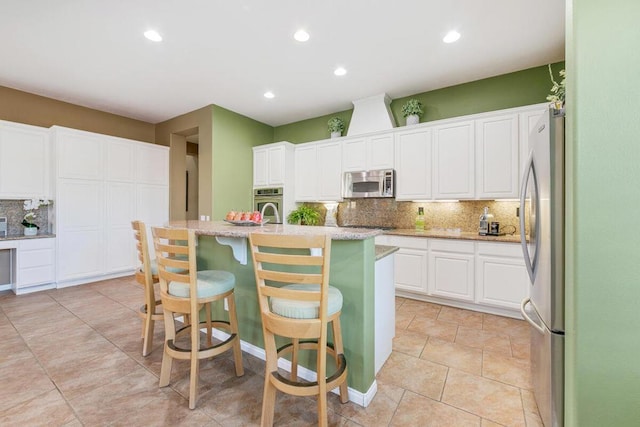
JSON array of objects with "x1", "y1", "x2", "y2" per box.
[
  {"x1": 406, "y1": 114, "x2": 420, "y2": 126},
  {"x1": 24, "y1": 227, "x2": 37, "y2": 236},
  {"x1": 330, "y1": 131, "x2": 342, "y2": 139}
]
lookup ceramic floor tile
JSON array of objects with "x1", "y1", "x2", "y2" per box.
[
  {"x1": 442, "y1": 369, "x2": 525, "y2": 427},
  {"x1": 437, "y1": 306, "x2": 484, "y2": 329},
  {"x1": 510, "y1": 334, "x2": 531, "y2": 360},
  {"x1": 392, "y1": 328, "x2": 428, "y2": 357},
  {"x1": 521, "y1": 389, "x2": 544, "y2": 426},
  {"x1": 455, "y1": 326, "x2": 512, "y2": 356},
  {"x1": 394, "y1": 311, "x2": 415, "y2": 331},
  {"x1": 483, "y1": 313, "x2": 530, "y2": 339},
  {"x1": 0, "y1": 389, "x2": 76, "y2": 426},
  {"x1": 482, "y1": 350, "x2": 532, "y2": 389},
  {"x1": 390, "y1": 390, "x2": 480, "y2": 426},
  {"x1": 407, "y1": 315, "x2": 459, "y2": 342},
  {"x1": 0, "y1": 356, "x2": 56, "y2": 412},
  {"x1": 329, "y1": 380, "x2": 400, "y2": 426},
  {"x1": 197, "y1": 373, "x2": 266, "y2": 423},
  {"x1": 376, "y1": 351, "x2": 448, "y2": 401},
  {"x1": 421, "y1": 337, "x2": 483, "y2": 375},
  {"x1": 396, "y1": 299, "x2": 442, "y2": 318},
  {"x1": 481, "y1": 419, "x2": 504, "y2": 427}
]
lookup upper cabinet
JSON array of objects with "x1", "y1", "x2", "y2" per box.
[
  {"x1": 433, "y1": 120, "x2": 475, "y2": 199},
  {"x1": 519, "y1": 108, "x2": 546, "y2": 173},
  {"x1": 294, "y1": 140, "x2": 342, "y2": 202},
  {"x1": 342, "y1": 133, "x2": 394, "y2": 172},
  {"x1": 0, "y1": 121, "x2": 50, "y2": 199},
  {"x1": 395, "y1": 128, "x2": 432, "y2": 200},
  {"x1": 475, "y1": 114, "x2": 519, "y2": 199},
  {"x1": 252, "y1": 142, "x2": 294, "y2": 188}
]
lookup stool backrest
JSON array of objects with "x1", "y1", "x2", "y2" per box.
[
  {"x1": 132, "y1": 220, "x2": 153, "y2": 285},
  {"x1": 249, "y1": 233, "x2": 331, "y2": 339},
  {"x1": 151, "y1": 227, "x2": 196, "y2": 300}
]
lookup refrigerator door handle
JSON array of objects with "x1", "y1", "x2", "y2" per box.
[
  {"x1": 520, "y1": 298, "x2": 546, "y2": 335},
  {"x1": 519, "y1": 152, "x2": 539, "y2": 283}
]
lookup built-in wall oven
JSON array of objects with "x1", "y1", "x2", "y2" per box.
[{"x1": 253, "y1": 187, "x2": 284, "y2": 224}]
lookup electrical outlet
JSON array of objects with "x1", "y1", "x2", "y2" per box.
[{"x1": 516, "y1": 207, "x2": 520, "y2": 218}]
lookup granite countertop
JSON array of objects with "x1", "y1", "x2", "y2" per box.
[
  {"x1": 385, "y1": 228, "x2": 523, "y2": 243},
  {"x1": 375, "y1": 245, "x2": 399, "y2": 260},
  {"x1": 0, "y1": 233, "x2": 56, "y2": 241},
  {"x1": 167, "y1": 220, "x2": 383, "y2": 240}
]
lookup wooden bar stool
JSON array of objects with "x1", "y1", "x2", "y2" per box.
[
  {"x1": 131, "y1": 220, "x2": 164, "y2": 357},
  {"x1": 249, "y1": 233, "x2": 349, "y2": 427},
  {"x1": 152, "y1": 226, "x2": 244, "y2": 409}
]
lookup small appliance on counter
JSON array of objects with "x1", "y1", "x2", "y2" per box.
[{"x1": 478, "y1": 207, "x2": 494, "y2": 235}]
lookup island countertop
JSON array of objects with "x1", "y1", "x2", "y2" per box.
[{"x1": 167, "y1": 220, "x2": 382, "y2": 240}]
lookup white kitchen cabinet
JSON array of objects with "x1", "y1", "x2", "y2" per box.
[
  {"x1": 0, "y1": 121, "x2": 50, "y2": 199},
  {"x1": 428, "y1": 239, "x2": 475, "y2": 301},
  {"x1": 53, "y1": 126, "x2": 169, "y2": 287},
  {"x1": 376, "y1": 235, "x2": 428, "y2": 294},
  {"x1": 294, "y1": 140, "x2": 342, "y2": 202},
  {"x1": 476, "y1": 114, "x2": 519, "y2": 199},
  {"x1": 395, "y1": 128, "x2": 432, "y2": 200},
  {"x1": 476, "y1": 242, "x2": 529, "y2": 310},
  {"x1": 519, "y1": 107, "x2": 546, "y2": 173},
  {"x1": 252, "y1": 141, "x2": 294, "y2": 188},
  {"x1": 15, "y1": 238, "x2": 56, "y2": 294},
  {"x1": 433, "y1": 120, "x2": 475, "y2": 199},
  {"x1": 342, "y1": 133, "x2": 394, "y2": 172}
]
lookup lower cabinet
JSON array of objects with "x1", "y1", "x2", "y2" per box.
[
  {"x1": 16, "y1": 238, "x2": 56, "y2": 294},
  {"x1": 376, "y1": 235, "x2": 529, "y2": 317}
]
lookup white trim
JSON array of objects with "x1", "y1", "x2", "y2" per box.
[
  {"x1": 210, "y1": 328, "x2": 377, "y2": 407},
  {"x1": 56, "y1": 270, "x2": 132, "y2": 289}
]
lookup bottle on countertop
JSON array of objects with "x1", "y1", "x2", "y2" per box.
[
  {"x1": 415, "y1": 207, "x2": 425, "y2": 231},
  {"x1": 478, "y1": 206, "x2": 493, "y2": 236}
]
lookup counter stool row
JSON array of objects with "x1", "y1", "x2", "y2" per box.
[{"x1": 131, "y1": 221, "x2": 349, "y2": 426}]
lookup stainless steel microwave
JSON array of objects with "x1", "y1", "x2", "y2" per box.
[{"x1": 343, "y1": 169, "x2": 395, "y2": 198}]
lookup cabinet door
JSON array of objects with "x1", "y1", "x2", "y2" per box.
[
  {"x1": 136, "y1": 184, "x2": 169, "y2": 261},
  {"x1": 56, "y1": 129, "x2": 104, "y2": 180},
  {"x1": 106, "y1": 139, "x2": 135, "y2": 182},
  {"x1": 476, "y1": 114, "x2": 519, "y2": 198},
  {"x1": 519, "y1": 108, "x2": 546, "y2": 173},
  {"x1": 428, "y1": 240, "x2": 475, "y2": 301},
  {"x1": 395, "y1": 128, "x2": 432, "y2": 200},
  {"x1": 367, "y1": 133, "x2": 395, "y2": 170},
  {"x1": 17, "y1": 238, "x2": 55, "y2": 287},
  {"x1": 267, "y1": 145, "x2": 286, "y2": 185},
  {"x1": 0, "y1": 122, "x2": 49, "y2": 198},
  {"x1": 56, "y1": 179, "x2": 104, "y2": 281},
  {"x1": 394, "y1": 248, "x2": 428, "y2": 294},
  {"x1": 342, "y1": 138, "x2": 366, "y2": 172},
  {"x1": 105, "y1": 182, "x2": 136, "y2": 273},
  {"x1": 253, "y1": 147, "x2": 268, "y2": 187},
  {"x1": 476, "y1": 256, "x2": 529, "y2": 310},
  {"x1": 433, "y1": 121, "x2": 475, "y2": 199},
  {"x1": 136, "y1": 143, "x2": 169, "y2": 185},
  {"x1": 317, "y1": 141, "x2": 342, "y2": 201},
  {"x1": 294, "y1": 145, "x2": 319, "y2": 201}
]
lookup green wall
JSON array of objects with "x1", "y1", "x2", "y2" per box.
[
  {"x1": 565, "y1": 1, "x2": 640, "y2": 426},
  {"x1": 273, "y1": 63, "x2": 564, "y2": 144},
  {"x1": 211, "y1": 105, "x2": 274, "y2": 219}
]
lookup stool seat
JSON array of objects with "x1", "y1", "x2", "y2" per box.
[
  {"x1": 168, "y1": 270, "x2": 235, "y2": 298},
  {"x1": 272, "y1": 284, "x2": 343, "y2": 319}
]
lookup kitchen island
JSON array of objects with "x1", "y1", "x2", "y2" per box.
[{"x1": 166, "y1": 220, "x2": 392, "y2": 406}]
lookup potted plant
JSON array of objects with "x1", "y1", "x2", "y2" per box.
[
  {"x1": 327, "y1": 117, "x2": 345, "y2": 138},
  {"x1": 287, "y1": 205, "x2": 321, "y2": 226},
  {"x1": 546, "y1": 64, "x2": 566, "y2": 110},
  {"x1": 21, "y1": 198, "x2": 49, "y2": 236},
  {"x1": 401, "y1": 99, "x2": 424, "y2": 125}
]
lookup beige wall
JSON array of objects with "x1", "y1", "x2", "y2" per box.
[
  {"x1": 0, "y1": 85, "x2": 155, "y2": 142},
  {"x1": 155, "y1": 106, "x2": 213, "y2": 219}
]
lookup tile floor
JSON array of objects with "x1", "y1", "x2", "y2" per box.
[{"x1": 0, "y1": 277, "x2": 542, "y2": 426}]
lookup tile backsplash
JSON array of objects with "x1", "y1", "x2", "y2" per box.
[
  {"x1": 308, "y1": 199, "x2": 528, "y2": 236},
  {"x1": 0, "y1": 199, "x2": 53, "y2": 236}
]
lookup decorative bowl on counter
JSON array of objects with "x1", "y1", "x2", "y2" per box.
[{"x1": 224, "y1": 219, "x2": 270, "y2": 226}]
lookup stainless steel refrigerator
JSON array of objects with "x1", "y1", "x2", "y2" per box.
[{"x1": 519, "y1": 107, "x2": 565, "y2": 427}]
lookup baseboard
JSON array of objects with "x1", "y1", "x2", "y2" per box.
[
  {"x1": 14, "y1": 282, "x2": 56, "y2": 295},
  {"x1": 56, "y1": 270, "x2": 133, "y2": 289},
  {"x1": 211, "y1": 328, "x2": 377, "y2": 407}
]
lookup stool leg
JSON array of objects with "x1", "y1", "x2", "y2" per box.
[
  {"x1": 317, "y1": 325, "x2": 328, "y2": 427},
  {"x1": 205, "y1": 303, "x2": 213, "y2": 347},
  {"x1": 189, "y1": 307, "x2": 201, "y2": 410},
  {"x1": 332, "y1": 317, "x2": 349, "y2": 403},
  {"x1": 159, "y1": 310, "x2": 175, "y2": 388},
  {"x1": 261, "y1": 330, "x2": 278, "y2": 427},
  {"x1": 142, "y1": 299, "x2": 156, "y2": 357},
  {"x1": 227, "y1": 294, "x2": 244, "y2": 377},
  {"x1": 291, "y1": 338, "x2": 299, "y2": 381}
]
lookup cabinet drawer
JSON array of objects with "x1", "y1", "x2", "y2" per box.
[
  {"x1": 383, "y1": 235, "x2": 428, "y2": 250},
  {"x1": 19, "y1": 248, "x2": 54, "y2": 269},
  {"x1": 18, "y1": 265, "x2": 55, "y2": 287},
  {"x1": 430, "y1": 238, "x2": 474, "y2": 254},
  {"x1": 20, "y1": 238, "x2": 54, "y2": 250},
  {"x1": 477, "y1": 242, "x2": 522, "y2": 258}
]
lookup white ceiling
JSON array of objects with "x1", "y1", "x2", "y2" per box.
[{"x1": 0, "y1": 0, "x2": 565, "y2": 127}]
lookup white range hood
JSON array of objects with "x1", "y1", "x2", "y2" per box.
[{"x1": 347, "y1": 93, "x2": 397, "y2": 136}]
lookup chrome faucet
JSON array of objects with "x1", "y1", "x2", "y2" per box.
[{"x1": 260, "y1": 202, "x2": 280, "y2": 224}]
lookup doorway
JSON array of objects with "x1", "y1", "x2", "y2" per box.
[{"x1": 169, "y1": 128, "x2": 199, "y2": 221}]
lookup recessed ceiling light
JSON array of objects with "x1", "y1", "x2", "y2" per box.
[
  {"x1": 293, "y1": 29, "x2": 310, "y2": 42},
  {"x1": 264, "y1": 91, "x2": 275, "y2": 99},
  {"x1": 144, "y1": 30, "x2": 163, "y2": 42},
  {"x1": 334, "y1": 67, "x2": 347, "y2": 76},
  {"x1": 443, "y1": 30, "x2": 461, "y2": 43}
]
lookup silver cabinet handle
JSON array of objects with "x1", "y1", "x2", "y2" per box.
[
  {"x1": 519, "y1": 152, "x2": 539, "y2": 283},
  {"x1": 520, "y1": 298, "x2": 545, "y2": 335}
]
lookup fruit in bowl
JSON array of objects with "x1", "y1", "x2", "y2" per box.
[
  {"x1": 225, "y1": 211, "x2": 237, "y2": 221},
  {"x1": 250, "y1": 211, "x2": 262, "y2": 223}
]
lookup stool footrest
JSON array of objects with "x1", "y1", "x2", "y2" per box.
[{"x1": 271, "y1": 351, "x2": 347, "y2": 393}]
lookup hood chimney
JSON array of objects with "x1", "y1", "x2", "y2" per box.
[{"x1": 347, "y1": 93, "x2": 397, "y2": 136}]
